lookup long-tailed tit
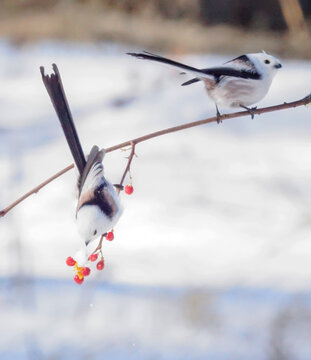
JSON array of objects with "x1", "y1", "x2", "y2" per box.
[
  {"x1": 127, "y1": 51, "x2": 282, "y2": 120},
  {"x1": 40, "y1": 64, "x2": 122, "y2": 264}
]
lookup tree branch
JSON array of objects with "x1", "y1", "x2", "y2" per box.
[
  {"x1": 0, "y1": 164, "x2": 74, "y2": 218},
  {"x1": 0, "y1": 93, "x2": 310, "y2": 218}
]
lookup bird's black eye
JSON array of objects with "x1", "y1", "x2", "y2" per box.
[
  {"x1": 93, "y1": 229, "x2": 97, "y2": 236},
  {"x1": 264, "y1": 59, "x2": 270, "y2": 64}
]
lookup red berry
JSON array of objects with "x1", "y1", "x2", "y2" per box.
[
  {"x1": 66, "y1": 256, "x2": 76, "y2": 266},
  {"x1": 106, "y1": 231, "x2": 114, "y2": 241},
  {"x1": 74, "y1": 275, "x2": 84, "y2": 285},
  {"x1": 89, "y1": 253, "x2": 98, "y2": 262},
  {"x1": 124, "y1": 184, "x2": 134, "y2": 195},
  {"x1": 81, "y1": 267, "x2": 91, "y2": 277},
  {"x1": 96, "y1": 260, "x2": 104, "y2": 270}
]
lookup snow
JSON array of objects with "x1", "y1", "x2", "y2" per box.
[{"x1": 0, "y1": 40, "x2": 311, "y2": 358}]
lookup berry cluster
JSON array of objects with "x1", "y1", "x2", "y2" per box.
[
  {"x1": 88, "y1": 252, "x2": 105, "y2": 270},
  {"x1": 66, "y1": 231, "x2": 115, "y2": 284},
  {"x1": 65, "y1": 257, "x2": 91, "y2": 285}
]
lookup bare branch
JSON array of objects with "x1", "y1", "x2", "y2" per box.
[
  {"x1": 0, "y1": 164, "x2": 74, "y2": 218},
  {"x1": 0, "y1": 93, "x2": 310, "y2": 218}
]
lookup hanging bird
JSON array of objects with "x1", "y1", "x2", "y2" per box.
[{"x1": 40, "y1": 64, "x2": 122, "y2": 264}]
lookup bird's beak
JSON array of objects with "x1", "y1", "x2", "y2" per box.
[{"x1": 275, "y1": 63, "x2": 282, "y2": 69}]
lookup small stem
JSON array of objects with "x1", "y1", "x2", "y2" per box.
[
  {"x1": 93, "y1": 234, "x2": 105, "y2": 254},
  {"x1": 117, "y1": 142, "x2": 136, "y2": 194}
]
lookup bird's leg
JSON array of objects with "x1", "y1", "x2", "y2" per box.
[
  {"x1": 240, "y1": 105, "x2": 257, "y2": 120},
  {"x1": 215, "y1": 104, "x2": 222, "y2": 124}
]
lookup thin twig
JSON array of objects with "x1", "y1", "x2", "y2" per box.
[
  {"x1": 0, "y1": 93, "x2": 310, "y2": 218},
  {"x1": 117, "y1": 142, "x2": 136, "y2": 194},
  {"x1": 93, "y1": 234, "x2": 105, "y2": 255},
  {"x1": 0, "y1": 164, "x2": 74, "y2": 217}
]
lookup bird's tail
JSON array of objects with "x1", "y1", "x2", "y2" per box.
[
  {"x1": 128, "y1": 51, "x2": 261, "y2": 85},
  {"x1": 127, "y1": 51, "x2": 208, "y2": 79},
  {"x1": 40, "y1": 64, "x2": 86, "y2": 176}
]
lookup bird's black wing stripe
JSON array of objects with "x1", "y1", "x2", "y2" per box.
[
  {"x1": 82, "y1": 183, "x2": 114, "y2": 218},
  {"x1": 40, "y1": 64, "x2": 86, "y2": 176},
  {"x1": 182, "y1": 66, "x2": 261, "y2": 86},
  {"x1": 202, "y1": 66, "x2": 261, "y2": 80}
]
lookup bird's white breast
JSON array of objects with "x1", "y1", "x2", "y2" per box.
[
  {"x1": 207, "y1": 76, "x2": 272, "y2": 108},
  {"x1": 76, "y1": 201, "x2": 122, "y2": 242}
]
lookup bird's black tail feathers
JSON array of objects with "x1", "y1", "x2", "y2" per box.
[
  {"x1": 40, "y1": 64, "x2": 86, "y2": 176},
  {"x1": 127, "y1": 51, "x2": 201, "y2": 75}
]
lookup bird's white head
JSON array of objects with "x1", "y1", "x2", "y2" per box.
[
  {"x1": 248, "y1": 52, "x2": 282, "y2": 79},
  {"x1": 76, "y1": 205, "x2": 103, "y2": 244}
]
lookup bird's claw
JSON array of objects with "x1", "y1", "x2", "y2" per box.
[
  {"x1": 249, "y1": 106, "x2": 257, "y2": 119},
  {"x1": 215, "y1": 105, "x2": 222, "y2": 124},
  {"x1": 216, "y1": 113, "x2": 222, "y2": 124},
  {"x1": 241, "y1": 105, "x2": 257, "y2": 120}
]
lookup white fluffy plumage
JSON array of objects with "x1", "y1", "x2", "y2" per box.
[{"x1": 75, "y1": 147, "x2": 122, "y2": 244}]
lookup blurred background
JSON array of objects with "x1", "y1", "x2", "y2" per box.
[{"x1": 0, "y1": 1, "x2": 311, "y2": 359}]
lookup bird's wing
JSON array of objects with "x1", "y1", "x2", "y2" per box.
[
  {"x1": 202, "y1": 66, "x2": 261, "y2": 79},
  {"x1": 78, "y1": 145, "x2": 104, "y2": 196},
  {"x1": 76, "y1": 146, "x2": 120, "y2": 219},
  {"x1": 181, "y1": 65, "x2": 261, "y2": 86},
  {"x1": 225, "y1": 54, "x2": 258, "y2": 74}
]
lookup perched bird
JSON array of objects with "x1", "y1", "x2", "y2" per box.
[
  {"x1": 127, "y1": 51, "x2": 282, "y2": 121},
  {"x1": 40, "y1": 64, "x2": 122, "y2": 264}
]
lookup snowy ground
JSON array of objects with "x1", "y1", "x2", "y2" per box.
[{"x1": 1, "y1": 40, "x2": 311, "y2": 359}]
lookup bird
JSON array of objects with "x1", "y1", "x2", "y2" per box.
[
  {"x1": 127, "y1": 51, "x2": 282, "y2": 121},
  {"x1": 40, "y1": 64, "x2": 122, "y2": 265}
]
